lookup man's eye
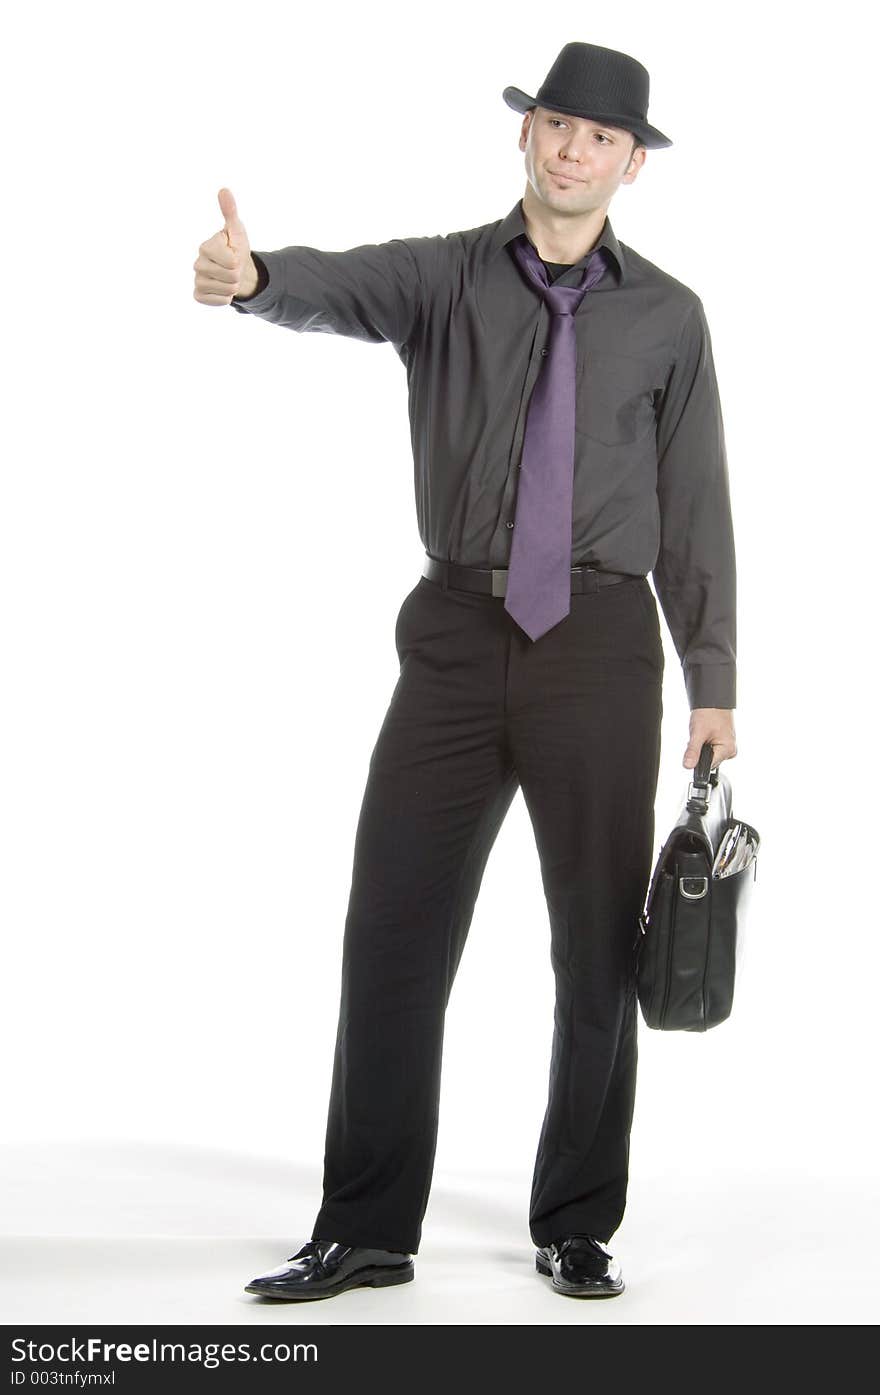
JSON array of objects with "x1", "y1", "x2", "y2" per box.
[{"x1": 549, "y1": 119, "x2": 611, "y2": 143}]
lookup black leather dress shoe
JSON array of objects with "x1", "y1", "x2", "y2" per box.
[
  {"x1": 244, "y1": 1239, "x2": 414, "y2": 1302},
  {"x1": 535, "y1": 1234, "x2": 625, "y2": 1297}
]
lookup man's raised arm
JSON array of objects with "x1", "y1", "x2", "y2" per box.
[{"x1": 194, "y1": 187, "x2": 426, "y2": 349}]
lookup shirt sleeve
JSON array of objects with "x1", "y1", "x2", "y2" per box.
[
  {"x1": 229, "y1": 236, "x2": 424, "y2": 348},
  {"x1": 652, "y1": 297, "x2": 738, "y2": 711}
]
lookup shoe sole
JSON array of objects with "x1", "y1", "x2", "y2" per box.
[
  {"x1": 244, "y1": 1264, "x2": 414, "y2": 1302},
  {"x1": 535, "y1": 1253, "x2": 625, "y2": 1298}
]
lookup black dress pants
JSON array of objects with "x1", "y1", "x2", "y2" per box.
[{"x1": 310, "y1": 568, "x2": 664, "y2": 1254}]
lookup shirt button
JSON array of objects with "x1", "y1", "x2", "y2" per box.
[
  {"x1": 506, "y1": 521, "x2": 514, "y2": 529},
  {"x1": 541, "y1": 348, "x2": 549, "y2": 356}
]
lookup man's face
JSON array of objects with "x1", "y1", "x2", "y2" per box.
[{"x1": 519, "y1": 106, "x2": 645, "y2": 215}]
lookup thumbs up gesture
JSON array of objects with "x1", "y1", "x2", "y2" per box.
[{"x1": 193, "y1": 188, "x2": 259, "y2": 304}]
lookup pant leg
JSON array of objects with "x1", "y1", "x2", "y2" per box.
[
  {"x1": 311, "y1": 578, "x2": 519, "y2": 1254},
  {"x1": 505, "y1": 577, "x2": 664, "y2": 1247}
]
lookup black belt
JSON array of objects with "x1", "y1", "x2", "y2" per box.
[{"x1": 422, "y1": 554, "x2": 641, "y2": 598}]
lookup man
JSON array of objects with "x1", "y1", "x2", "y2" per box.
[{"x1": 193, "y1": 41, "x2": 738, "y2": 1301}]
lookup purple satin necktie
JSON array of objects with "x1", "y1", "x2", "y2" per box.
[{"x1": 504, "y1": 235, "x2": 610, "y2": 641}]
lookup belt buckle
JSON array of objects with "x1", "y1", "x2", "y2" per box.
[{"x1": 491, "y1": 568, "x2": 508, "y2": 598}]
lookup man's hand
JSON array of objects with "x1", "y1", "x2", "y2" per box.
[
  {"x1": 683, "y1": 708, "x2": 737, "y2": 769},
  {"x1": 193, "y1": 187, "x2": 259, "y2": 305}
]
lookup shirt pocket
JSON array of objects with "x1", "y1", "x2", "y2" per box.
[{"x1": 575, "y1": 350, "x2": 658, "y2": 447}]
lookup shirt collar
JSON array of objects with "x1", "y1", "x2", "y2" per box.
[{"x1": 488, "y1": 197, "x2": 626, "y2": 285}]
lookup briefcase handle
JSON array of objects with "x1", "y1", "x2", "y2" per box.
[{"x1": 686, "y1": 740, "x2": 719, "y2": 815}]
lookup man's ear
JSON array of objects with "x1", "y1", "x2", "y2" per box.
[{"x1": 625, "y1": 144, "x2": 646, "y2": 179}]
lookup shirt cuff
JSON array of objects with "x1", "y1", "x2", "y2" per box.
[
  {"x1": 230, "y1": 251, "x2": 275, "y2": 314},
  {"x1": 685, "y1": 663, "x2": 736, "y2": 711}
]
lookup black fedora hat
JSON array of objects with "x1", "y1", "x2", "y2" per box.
[{"x1": 503, "y1": 41, "x2": 673, "y2": 150}]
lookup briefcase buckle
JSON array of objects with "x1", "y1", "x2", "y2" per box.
[
  {"x1": 679, "y1": 875, "x2": 709, "y2": 900},
  {"x1": 491, "y1": 568, "x2": 508, "y2": 598}
]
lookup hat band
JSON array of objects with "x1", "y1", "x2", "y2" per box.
[{"x1": 537, "y1": 91, "x2": 645, "y2": 124}]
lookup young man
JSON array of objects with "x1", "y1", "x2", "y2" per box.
[{"x1": 193, "y1": 41, "x2": 738, "y2": 1301}]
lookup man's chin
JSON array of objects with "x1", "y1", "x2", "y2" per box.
[{"x1": 539, "y1": 186, "x2": 594, "y2": 214}]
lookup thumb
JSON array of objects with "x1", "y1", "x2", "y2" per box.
[
  {"x1": 683, "y1": 740, "x2": 701, "y2": 769},
  {"x1": 218, "y1": 187, "x2": 246, "y2": 248}
]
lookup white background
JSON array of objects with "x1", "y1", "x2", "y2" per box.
[{"x1": 1, "y1": 0, "x2": 877, "y2": 1325}]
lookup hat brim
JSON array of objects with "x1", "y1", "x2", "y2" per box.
[{"x1": 502, "y1": 85, "x2": 673, "y2": 149}]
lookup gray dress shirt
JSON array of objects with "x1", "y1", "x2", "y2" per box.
[{"x1": 230, "y1": 198, "x2": 737, "y2": 710}]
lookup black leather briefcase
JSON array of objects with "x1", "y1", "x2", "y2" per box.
[{"x1": 635, "y1": 741, "x2": 760, "y2": 1032}]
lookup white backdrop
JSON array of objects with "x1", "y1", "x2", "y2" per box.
[{"x1": 2, "y1": 0, "x2": 877, "y2": 1325}]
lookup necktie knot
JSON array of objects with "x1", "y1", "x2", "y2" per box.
[{"x1": 545, "y1": 285, "x2": 584, "y2": 316}]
